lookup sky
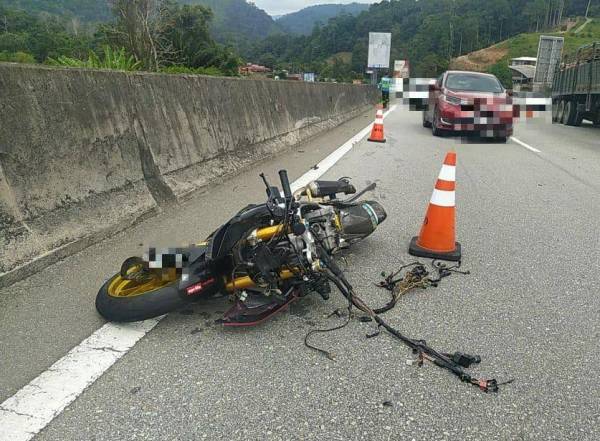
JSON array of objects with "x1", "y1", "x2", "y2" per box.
[{"x1": 253, "y1": 0, "x2": 380, "y2": 16}]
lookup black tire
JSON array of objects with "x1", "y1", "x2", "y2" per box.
[
  {"x1": 563, "y1": 100, "x2": 575, "y2": 125},
  {"x1": 565, "y1": 100, "x2": 583, "y2": 126},
  {"x1": 495, "y1": 136, "x2": 508, "y2": 143},
  {"x1": 572, "y1": 109, "x2": 583, "y2": 127},
  {"x1": 96, "y1": 275, "x2": 186, "y2": 322},
  {"x1": 422, "y1": 110, "x2": 432, "y2": 128},
  {"x1": 557, "y1": 100, "x2": 565, "y2": 124},
  {"x1": 552, "y1": 99, "x2": 559, "y2": 122},
  {"x1": 432, "y1": 107, "x2": 443, "y2": 137}
]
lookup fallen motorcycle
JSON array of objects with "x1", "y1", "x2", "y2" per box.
[
  {"x1": 96, "y1": 169, "x2": 507, "y2": 392},
  {"x1": 96, "y1": 170, "x2": 386, "y2": 325}
]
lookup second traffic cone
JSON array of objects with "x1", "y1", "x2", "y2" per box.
[
  {"x1": 368, "y1": 107, "x2": 386, "y2": 143},
  {"x1": 409, "y1": 151, "x2": 461, "y2": 261}
]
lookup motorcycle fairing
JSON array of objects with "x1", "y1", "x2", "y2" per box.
[
  {"x1": 220, "y1": 286, "x2": 298, "y2": 326},
  {"x1": 206, "y1": 203, "x2": 274, "y2": 261}
]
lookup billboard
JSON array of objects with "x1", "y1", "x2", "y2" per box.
[
  {"x1": 368, "y1": 32, "x2": 391, "y2": 69},
  {"x1": 534, "y1": 36, "x2": 564, "y2": 85}
]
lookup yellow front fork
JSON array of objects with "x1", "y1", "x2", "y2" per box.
[{"x1": 225, "y1": 269, "x2": 297, "y2": 292}]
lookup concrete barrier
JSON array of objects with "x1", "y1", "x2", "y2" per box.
[{"x1": 0, "y1": 63, "x2": 377, "y2": 287}]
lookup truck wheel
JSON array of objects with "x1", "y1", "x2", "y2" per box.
[
  {"x1": 556, "y1": 101, "x2": 565, "y2": 124},
  {"x1": 552, "y1": 100, "x2": 559, "y2": 122},
  {"x1": 562, "y1": 101, "x2": 574, "y2": 125},
  {"x1": 564, "y1": 101, "x2": 582, "y2": 127}
]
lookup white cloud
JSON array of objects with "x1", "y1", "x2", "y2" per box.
[{"x1": 253, "y1": 0, "x2": 380, "y2": 16}]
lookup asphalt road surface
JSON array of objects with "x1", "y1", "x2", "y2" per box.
[{"x1": 1, "y1": 104, "x2": 599, "y2": 440}]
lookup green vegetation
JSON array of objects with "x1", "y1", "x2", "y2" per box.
[
  {"x1": 0, "y1": 6, "x2": 93, "y2": 62},
  {"x1": 0, "y1": 50, "x2": 35, "y2": 63},
  {"x1": 1, "y1": 0, "x2": 598, "y2": 82},
  {"x1": 483, "y1": 18, "x2": 600, "y2": 87},
  {"x1": 161, "y1": 65, "x2": 224, "y2": 76},
  {"x1": 500, "y1": 20, "x2": 600, "y2": 60},
  {"x1": 248, "y1": 0, "x2": 591, "y2": 80},
  {"x1": 47, "y1": 46, "x2": 142, "y2": 71},
  {"x1": 0, "y1": 2, "x2": 241, "y2": 76},
  {"x1": 2, "y1": 0, "x2": 112, "y2": 22}
]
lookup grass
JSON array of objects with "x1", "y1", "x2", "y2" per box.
[
  {"x1": 46, "y1": 47, "x2": 142, "y2": 71},
  {"x1": 497, "y1": 18, "x2": 600, "y2": 60},
  {"x1": 480, "y1": 18, "x2": 600, "y2": 86}
]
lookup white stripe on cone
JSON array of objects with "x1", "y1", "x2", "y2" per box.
[
  {"x1": 438, "y1": 164, "x2": 456, "y2": 182},
  {"x1": 430, "y1": 189, "x2": 455, "y2": 207}
]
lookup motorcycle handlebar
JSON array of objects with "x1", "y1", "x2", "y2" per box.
[{"x1": 278, "y1": 170, "x2": 292, "y2": 200}]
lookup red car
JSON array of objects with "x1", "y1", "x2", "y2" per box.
[{"x1": 422, "y1": 71, "x2": 514, "y2": 142}]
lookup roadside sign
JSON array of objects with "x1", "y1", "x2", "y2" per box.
[
  {"x1": 303, "y1": 72, "x2": 315, "y2": 82},
  {"x1": 393, "y1": 60, "x2": 410, "y2": 78},
  {"x1": 368, "y1": 33, "x2": 391, "y2": 69}
]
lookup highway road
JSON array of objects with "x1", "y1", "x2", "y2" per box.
[{"x1": 1, "y1": 104, "x2": 599, "y2": 440}]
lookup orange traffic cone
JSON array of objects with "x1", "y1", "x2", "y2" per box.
[
  {"x1": 409, "y1": 151, "x2": 461, "y2": 261},
  {"x1": 368, "y1": 107, "x2": 386, "y2": 143}
]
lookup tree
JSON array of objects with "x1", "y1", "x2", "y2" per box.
[{"x1": 104, "y1": 0, "x2": 174, "y2": 71}]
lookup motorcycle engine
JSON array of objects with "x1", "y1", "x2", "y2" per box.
[{"x1": 303, "y1": 206, "x2": 340, "y2": 253}]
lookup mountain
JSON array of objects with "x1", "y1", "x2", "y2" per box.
[
  {"x1": 4, "y1": 0, "x2": 282, "y2": 50},
  {"x1": 277, "y1": 3, "x2": 370, "y2": 35},
  {"x1": 250, "y1": 0, "x2": 595, "y2": 80},
  {"x1": 183, "y1": 0, "x2": 282, "y2": 48}
]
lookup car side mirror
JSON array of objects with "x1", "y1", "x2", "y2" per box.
[
  {"x1": 429, "y1": 84, "x2": 441, "y2": 92},
  {"x1": 506, "y1": 89, "x2": 514, "y2": 96}
]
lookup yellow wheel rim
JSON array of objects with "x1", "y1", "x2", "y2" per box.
[{"x1": 107, "y1": 268, "x2": 177, "y2": 298}]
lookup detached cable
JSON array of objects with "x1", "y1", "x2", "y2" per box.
[
  {"x1": 318, "y1": 249, "x2": 510, "y2": 393},
  {"x1": 304, "y1": 301, "x2": 352, "y2": 361}
]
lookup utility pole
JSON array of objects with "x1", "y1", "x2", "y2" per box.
[{"x1": 585, "y1": 0, "x2": 592, "y2": 18}]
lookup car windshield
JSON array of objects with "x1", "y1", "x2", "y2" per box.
[{"x1": 445, "y1": 73, "x2": 503, "y2": 93}]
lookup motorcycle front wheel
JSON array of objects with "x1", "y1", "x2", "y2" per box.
[{"x1": 95, "y1": 268, "x2": 185, "y2": 322}]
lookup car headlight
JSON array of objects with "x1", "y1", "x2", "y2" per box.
[{"x1": 442, "y1": 94, "x2": 462, "y2": 106}]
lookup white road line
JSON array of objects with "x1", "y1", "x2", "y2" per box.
[
  {"x1": 292, "y1": 105, "x2": 397, "y2": 190},
  {"x1": 510, "y1": 136, "x2": 541, "y2": 153},
  {"x1": 0, "y1": 104, "x2": 397, "y2": 441},
  {"x1": 0, "y1": 319, "x2": 160, "y2": 441}
]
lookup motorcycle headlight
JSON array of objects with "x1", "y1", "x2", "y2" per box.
[{"x1": 442, "y1": 94, "x2": 462, "y2": 106}]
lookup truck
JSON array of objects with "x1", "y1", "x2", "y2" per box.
[{"x1": 552, "y1": 42, "x2": 600, "y2": 126}]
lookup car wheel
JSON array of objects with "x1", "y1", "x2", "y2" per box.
[
  {"x1": 422, "y1": 110, "x2": 432, "y2": 128},
  {"x1": 432, "y1": 107, "x2": 443, "y2": 137},
  {"x1": 495, "y1": 136, "x2": 508, "y2": 143}
]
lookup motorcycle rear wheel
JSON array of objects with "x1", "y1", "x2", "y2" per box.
[{"x1": 95, "y1": 270, "x2": 185, "y2": 322}]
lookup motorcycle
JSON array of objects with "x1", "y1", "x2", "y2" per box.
[
  {"x1": 95, "y1": 170, "x2": 387, "y2": 325},
  {"x1": 95, "y1": 169, "x2": 506, "y2": 393}
]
